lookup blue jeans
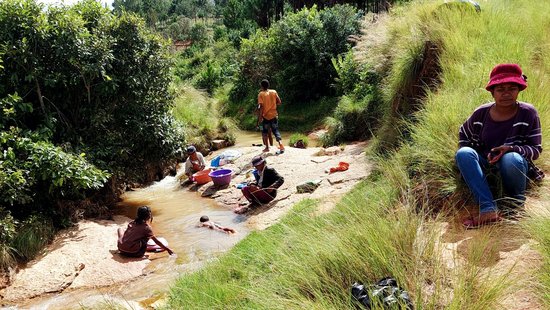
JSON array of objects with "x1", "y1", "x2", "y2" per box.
[{"x1": 455, "y1": 147, "x2": 528, "y2": 214}]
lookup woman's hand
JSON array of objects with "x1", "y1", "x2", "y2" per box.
[{"x1": 488, "y1": 145, "x2": 513, "y2": 164}]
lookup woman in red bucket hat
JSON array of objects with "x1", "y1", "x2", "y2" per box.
[{"x1": 455, "y1": 63, "x2": 543, "y2": 228}]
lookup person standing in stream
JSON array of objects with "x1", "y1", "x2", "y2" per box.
[{"x1": 257, "y1": 79, "x2": 285, "y2": 154}]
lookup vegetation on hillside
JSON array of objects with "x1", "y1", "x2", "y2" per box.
[
  {"x1": 167, "y1": 0, "x2": 550, "y2": 308},
  {"x1": 117, "y1": 0, "x2": 407, "y2": 139},
  {"x1": 0, "y1": 0, "x2": 184, "y2": 269}
]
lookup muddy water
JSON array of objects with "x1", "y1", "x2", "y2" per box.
[
  {"x1": 24, "y1": 175, "x2": 249, "y2": 309},
  {"x1": 20, "y1": 131, "x2": 301, "y2": 309},
  {"x1": 232, "y1": 130, "x2": 318, "y2": 149}
]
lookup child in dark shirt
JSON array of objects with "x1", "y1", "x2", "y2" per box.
[{"x1": 117, "y1": 206, "x2": 174, "y2": 257}]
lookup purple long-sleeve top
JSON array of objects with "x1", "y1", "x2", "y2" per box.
[{"x1": 459, "y1": 102, "x2": 542, "y2": 161}]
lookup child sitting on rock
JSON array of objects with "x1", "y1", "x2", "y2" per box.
[
  {"x1": 117, "y1": 206, "x2": 174, "y2": 257},
  {"x1": 199, "y1": 215, "x2": 236, "y2": 234}
]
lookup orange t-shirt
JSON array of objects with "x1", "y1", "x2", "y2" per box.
[{"x1": 258, "y1": 89, "x2": 280, "y2": 120}]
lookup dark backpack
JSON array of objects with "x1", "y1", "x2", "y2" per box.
[{"x1": 351, "y1": 277, "x2": 413, "y2": 309}]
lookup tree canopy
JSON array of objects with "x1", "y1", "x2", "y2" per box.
[{"x1": 0, "y1": 0, "x2": 183, "y2": 227}]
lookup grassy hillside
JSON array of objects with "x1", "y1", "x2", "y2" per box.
[
  {"x1": 170, "y1": 82, "x2": 237, "y2": 152},
  {"x1": 165, "y1": 1, "x2": 550, "y2": 308}
]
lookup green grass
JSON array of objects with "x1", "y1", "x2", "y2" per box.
[
  {"x1": 288, "y1": 133, "x2": 309, "y2": 148},
  {"x1": 523, "y1": 189, "x2": 550, "y2": 308},
  {"x1": 0, "y1": 245, "x2": 15, "y2": 271},
  {"x1": 166, "y1": 0, "x2": 550, "y2": 308},
  {"x1": 170, "y1": 82, "x2": 237, "y2": 149},
  {"x1": 225, "y1": 94, "x2": 338, "y2": 133},
  {"x1": 168, "y1": 181, "x2": 431, "y2": 309},
  {"x1": 10, "y1": 216, "x2": 55, "y2": 261}
]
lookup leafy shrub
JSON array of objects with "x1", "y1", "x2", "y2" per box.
[
  {"x1": 332, "y1": 51, "x2": 360, "y2": 96},
  {"x1": 0, "y1": 129, "x2": 110, "y2": 205},
  {"x1": 190, "y1": 22, "x2": 211, "y2": 47},
  {"x1": 0, "y1": 0, "x2": 184, "y2": 182},
  {"x1": 0, "y1": 0, "x2": 184, "y2": 267},
  {"x1": 174, "y1": 39, "x2": 239, "y2": 94},
  {"x1": 322, "y1": 54, "x2": 384, "y2": 146},
  {"x1": 233, "y1": 5, "x2": 362, "y2": 104},
  {"x1": 195, "y1": 61, "x2": 222, "y2": 94},
  {"x1": 160, "y1": 15, "x2": 192, "y2": 41},
  {"x1": 0, "y1": 209, "x2": 16, "y2": 270}
]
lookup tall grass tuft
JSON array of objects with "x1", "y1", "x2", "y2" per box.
[
  {"x1": 170, "y1": 82, "x2": 236, "y2": 150},
  {"x1": 289, "y1": 133, "x2": 309, "y2": 148},
  {"x1": 10, "y1": 215, "x2": 55, "y2": 261},
  {"x1": 0, "y1": 245, "x2": 16, "y2": 271}
]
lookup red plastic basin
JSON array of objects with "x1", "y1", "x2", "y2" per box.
[{"x1": 193, "y1": 169, "x2": 212, "y2": 185}]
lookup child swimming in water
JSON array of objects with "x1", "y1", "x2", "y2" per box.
[
  {"x1": 199, "y1": 215, "x2": 236, "y2": 234},
  {"x1": 117, "y1": 206, "x2": 175, "y2": 257}
]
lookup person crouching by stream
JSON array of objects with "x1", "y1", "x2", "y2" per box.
[
  {"x1": 117, "y1": 206, "x2": 174, "y2": 257},
  {"x1": 456, "y1": 63, "x2": 543, "y2": 229},
  {"x1": 184, "y1": 145, "x2": 206, "y2": 182},
  {"x1": 234, "y1": 155, "x2": 285, "y2": 214}
]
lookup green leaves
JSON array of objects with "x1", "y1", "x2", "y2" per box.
[
  {"x1": 234, "y1": 4, "x2": 361, "y2": 103},
  {"x1": 0, "y1": 129, "x2": 110, "y2": 206}
]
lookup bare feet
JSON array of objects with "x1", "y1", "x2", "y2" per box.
[
  {"x1": 463, "y1": 211, "x2": 501, "y2": 229},
  {"x1": 262, "y1": 147, "x2": 269, "y2": 153},
  {"x1": 234, "y1": 206, "x2": 250, "y2": 214},
  {"x1": 234, "y1": 202, "x2": 258, "y2": 214}
]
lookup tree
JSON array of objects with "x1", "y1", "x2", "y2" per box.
[
  {"x1": 0, "y1": 0, "x2": 184, "y2": 207},
  {"x1": 235, "y1": 4, "x2": 361, "y2": 103}
]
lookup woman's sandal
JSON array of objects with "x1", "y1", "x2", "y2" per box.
[{"x1": 463, "y1": 214, "x2": 502, "y2": 229}]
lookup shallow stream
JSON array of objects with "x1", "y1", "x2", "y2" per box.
[{"x1": 20, "y1": 131, "x2": 295, "y2": 309}]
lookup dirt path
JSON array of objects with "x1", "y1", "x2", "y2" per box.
[
  {"x1": 0, "y1": 142, "x2": 372, "y2": 307},
  {"x1": 429, "y1": 197, "x2": 548, "y2": 309}
]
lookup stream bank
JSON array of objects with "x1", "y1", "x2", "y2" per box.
[{"x1": 0, "y1": 136, "x2": 371, "y2": 309}]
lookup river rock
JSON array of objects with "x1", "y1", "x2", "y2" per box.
[{"x1": 211, "y1": 139, "x2": 227, "y2": 150}]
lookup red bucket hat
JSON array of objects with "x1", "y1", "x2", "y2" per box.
[{"x1": 485, "y1": 63, "x2": 527, "y2": 91}]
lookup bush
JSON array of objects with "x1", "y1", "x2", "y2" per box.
[
  {"x1": 233, "y1": 5, "x2": 362, "y2": 104},
  {"x1": 0, "y1": 209, "x2": 16, "y2": 270},
  {"x1": 332, "y1": 51, "x2": 360, "y2": 96},
  {"x1": 173, "y1": 39, "x2": 239, "y2": 94},
  {"x1": 321, "y1": 62, "x2": 383, "y2": 146},
  {"x1": 190, "y1": 22, "x2": 211, "y2": 47},
  {"x1": 0, "y1": 0, "x2": 184, "y2": 267},
  {"x1": 0, "y1": 0, "x2": 184, "y2": 182}
]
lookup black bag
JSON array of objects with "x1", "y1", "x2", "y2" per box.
[{"x1": 351, "y1": 277, "x2": 414, "y2": 309}]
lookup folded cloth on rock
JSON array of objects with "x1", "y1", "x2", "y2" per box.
[
  {"x1": 329, "y1": 161, "x2": 349, "y2": 174},
  {"x1": 211, "y1": 150, "x2": 243, "y2": 167}
]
